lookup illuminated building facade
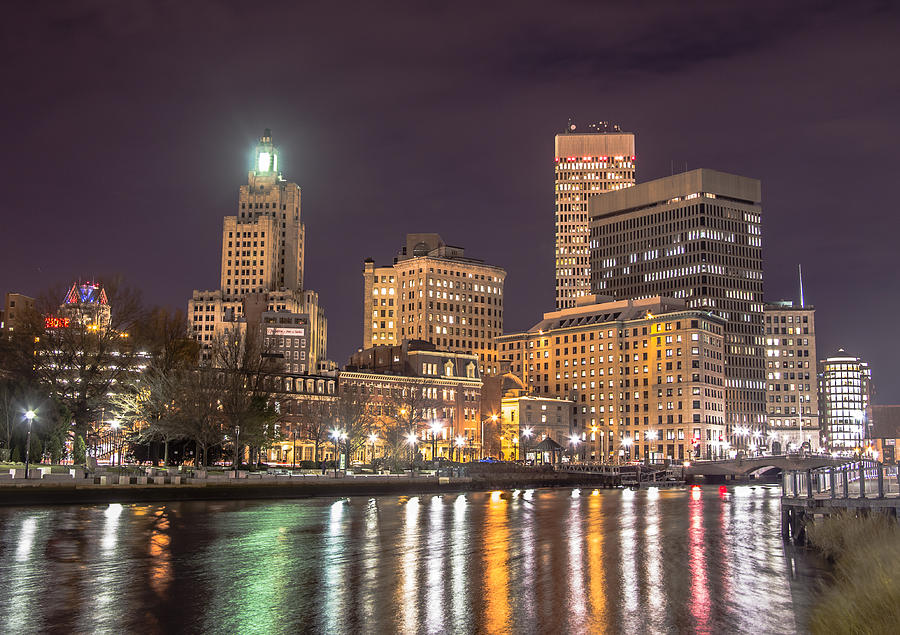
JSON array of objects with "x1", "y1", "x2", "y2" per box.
[
  {"x1": 555, "y1": 122, "x2": 635, "y2": 310},
  {"x1": 188, "y1": 130, "x2": 327, "y2": 367},
  {"x1": 500, "y1": 392, "x2": 574, "y2": 462},
  {"x1": 362, "y1": 233, "x2": 506, "y2": 375},
  {"x1": 764, "y1": 301, "x2": 819, "y2": 452},
  {"x1": 820, "y1": 350, "x2": 872, "y2": 452},
  {"x1": 59, "y1": 281, "x2": 111, "y2": 328},
  {"x1": 343, "y1": 339, "x2": 483, "y2": 459},
  {"x1": 497, "y1": 296, "x2": 727, "y2": 462},
  {"x1": 589, "y1": 169, "x2": 764, "y2": 448}
]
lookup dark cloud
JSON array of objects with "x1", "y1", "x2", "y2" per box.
[{"x1": 2, "y1": 0, "x2": 900, "y2": 400}]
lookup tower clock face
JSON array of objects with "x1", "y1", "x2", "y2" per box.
[{"x1": 258, "y1": 151, "x2": 271, "y2": 172}]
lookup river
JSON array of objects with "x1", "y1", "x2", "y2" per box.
[{"x1": 0, "y1": 485, "x2": 825, "y2": 634}]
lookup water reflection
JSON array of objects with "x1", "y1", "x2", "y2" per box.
[{"x1": 0, "y1": 486, "x2": 825, "y2": 634}]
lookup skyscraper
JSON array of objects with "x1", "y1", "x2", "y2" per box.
[
  {"x1": 362, "y1": 233, "x2": 506, "y2": 375},
  {"x1": 189, "y1": 130, "x2": 326, "y2": 369},
  {"x1": 555, "y1": 121, "x2": 635, "y2": 310},
  {"x1": 589, "y1": 169, "x2": 765, "y2": 446},
  {"x1": 820, "y1": 350, "x2": 872, "y2": 452},
  {"x1": 764, "y1": 301, "x2": 819, "y2": 452}
]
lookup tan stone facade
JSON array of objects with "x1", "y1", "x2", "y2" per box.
[
  {"x1": 555, "y1": 124, "x2": 635, "y2": 310},
  {"x1": 764, "y1": 302, "x2": 819, "y2": 452},
  {"x1": 362, "y1": 233, "x2": 506, "y2": 376},
  {"x1": 497, "y1": 296, "x2": 727, "y2": 462},
  {"x1": 189, "y1": 130, "x2": 327, "y2": 367}
]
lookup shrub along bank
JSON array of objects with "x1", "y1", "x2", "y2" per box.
[{"x1": 806, "y1": 512, "x2": 900, "y2": 634}]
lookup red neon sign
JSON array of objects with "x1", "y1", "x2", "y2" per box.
[{"x1": 45, "y1": 316, "x2": 71, "y2": 329}]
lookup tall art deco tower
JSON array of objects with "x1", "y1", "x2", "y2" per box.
[
  {"x1": 554, "y1": 121, "x2": 635, "y2": 309},
  {"x1": 189, "y1": 130, "x2": 327, "y2": 371}
]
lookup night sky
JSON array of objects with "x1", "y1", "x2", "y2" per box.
[{"x1": 2, "y1": 2, "x2": 899, "y2": 400}]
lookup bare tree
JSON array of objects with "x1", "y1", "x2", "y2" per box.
[
  {"x1": 332, "y1": 389, "x2": 376, "y2": 467},
  {"x1": 21, "y1": 278, "x2": 147, "y2": 440},
  {"x1": 381, "y1": 381, "x2": 442, "y2": 469},
  {"x1": 211, "y1": 328, "x2": 280, "y2": 468},
  {"x1": 296, "y1": 399, "x2": 332, "y2": 465}
]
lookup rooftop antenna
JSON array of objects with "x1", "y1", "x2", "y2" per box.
[{"x1": 798, "y1": 264, "x2": 805, "y2": 308}]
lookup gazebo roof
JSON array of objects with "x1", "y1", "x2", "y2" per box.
[{"x1": 533, "y1": 437, "x2": 565, "y2": 451}]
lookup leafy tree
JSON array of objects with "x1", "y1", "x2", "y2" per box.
[
  {"x1": 28, "y1": 437, "x2": 43, "y2": 464},
  {"x1": 47, "y1": 435, "x2": 64, "y2": 464},
  {"x1": 73, "y1": 435, "x2": 86, "y2": 465},
  {"x1": 11, "y1": 447, "x2": 21, "y2": 463}
]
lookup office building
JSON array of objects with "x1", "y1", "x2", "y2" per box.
[
  {"x1": 362, "y1": 233, "x2": 506, "y2": 375},
  {"x1": 188, "y1": 130, "x2": 327, "y2": 366},
  {"x1": 589, "y1": 168, "x2": 764, "y2": 447},
  {"x1": 820, "y1": 349, "x2": 872, "y2": 452},
  {"x1": 555, "y1": 121, "x2": 635, "y2": 309},
  {"x1": 497, "y1": 295, "x2": 727, "y2": 462},
  {"x1": 764, "y1": 301, "x2": 819, "y2": 452}
]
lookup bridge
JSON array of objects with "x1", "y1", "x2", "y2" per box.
[{"x1": 686, "y1": 454, "x2": 847, "y2": 479}]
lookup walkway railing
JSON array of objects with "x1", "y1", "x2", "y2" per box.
[{"x1": 782, "y1": 460, "x2": 900, "y2": 500}]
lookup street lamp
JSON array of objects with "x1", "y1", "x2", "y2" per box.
[
  {"x1": 330, "y1": 429, "x2": 343, "y2": 477},
  {"x1": 569, "y1": 434, "x2": 580, "y2": 463},
  {"x1": 405, "y1": 431, "x2": 418, "y2": 468},
  {"x1": 233, "y1": 425, "x2": 241, "y2": 472},
  {"x1": 512, "y1": 435, "x2": 519, "y2": 461},
  {"x1": 455, "y1": 435, "x2": 466, "y2": 462},
  {"x1": 110, "y1": 420, "x2": 121, "y2": 467},
  {"x1": 23, "y1": 410, "x2": 35, "y2": 479},
  {"x1": 522, "y1": 427, "x2": 533, "y2": 464},
  {"x1": 621, "y1": 436, "x2": 633, "y2": 463},
  {"x1": 481, "y1": 414, "x2": 498, "y2": 459},
  {"x1": 430, "y1": 420, "x2": 442, "y2": 465},
  {"x1": 368, "y1": 432, "x2": 379, "y2": 466}
]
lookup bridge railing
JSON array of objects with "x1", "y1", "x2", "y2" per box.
[{"x1": 782, "y1": 461, "x2": 899, "y2": 499}]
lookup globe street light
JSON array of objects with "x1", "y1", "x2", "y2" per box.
[
  {"x1": 454, "y1": 435, "x2": 467, "y2": 463},
  {"x1": 522, "y1": 427, "x2": 534, "y2": 464},
  {"x1": 23, "y1": 410, "x2": 36, "y2": 479},
  {"x1": 368, "y1": 432, "x2": 379, "y2": 466},
  {"x1": 330, "y1": 429, "x2": 343, "y2": 477},
  {"x1": 405, "y1": 431, "x2": 419, "y2": 469},
  {"x1": 430, "y1": 420, "x2": 443, "y2": 465},
  {"x1": 621, "y1": 435, "x2": 633, "y2": 463},
  {"x1": 110, "y1": 419, "x2": 120, "y2": 467},
  {"x1": 569, "y1": 435, "x2": 580, "y2": 463}
]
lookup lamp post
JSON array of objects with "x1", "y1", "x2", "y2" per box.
[
  {"x1": 368, "y1": 433, "x2": 379, "y2": 466},
  {"x1": 481, "y1": 414, "x2": 497, "y2": 459},
  {"x1": 621, "y1": 436, "x2": 633, "y2": 463},
  {"x1": 291, "y1": 428, "x2": 297, "y2": 470},
  {"x1": 512, "y1": 435, "x2": 519, "y2": 461},
  {"x1": 110, "y1": 420, "x2": 120, "y2": 467},
  {"x1": 23, "y1": 410, "x2": 35, "y2": 479},
  {"x1": 233, "y1": 425, "x2": 241, "y2": 472},
  {"x1": 430, "y1": 420, "x2": 442, "y2": 465},
  {"x1": 569, "y1": 435, "x2": 580, "y2": 464},
  {"x1": 522, "y1": 427, "x2": 533, "y2": 464},
  {"x1": 405, "y1": 431, "x2": 418, "y2": 468},
  {"x1": 330, "y1": 429, "x2": 342, "y2": 477},
  {"x1": 455, "y1": 435, "x2": 466, "y2": 463}
]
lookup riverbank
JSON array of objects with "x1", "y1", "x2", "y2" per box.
[
  {"x1": 0, "y1": 471, "x2": 629, "y2": 506},
  {"x1": 806, "y1": 512, "x2": 900, "y2": 634}
]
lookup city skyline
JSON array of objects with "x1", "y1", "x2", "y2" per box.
[{"x1": 2, "y1": 2, "x2": 899, "y2": 401}]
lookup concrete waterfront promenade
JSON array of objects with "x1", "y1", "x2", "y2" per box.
[{"x1": 0, "y1": 465, "x2": 625, "y2": 506}]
